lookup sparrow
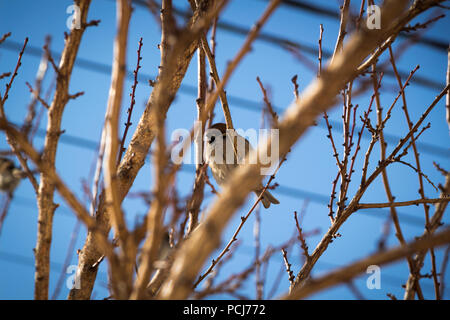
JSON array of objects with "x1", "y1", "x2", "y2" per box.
[
  {"x1": 0, "y1": 157, "x2": 25, "y2": 195},
  {"x1": 204, "y1": 123, "x2": 279, "y2": 209}
]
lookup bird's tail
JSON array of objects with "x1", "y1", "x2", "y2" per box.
[{"x1": 256, "y1": 189, "x2": 279, "y2": 209}]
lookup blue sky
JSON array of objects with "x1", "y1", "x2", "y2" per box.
[{"x1": 0, "y1": 0, "x2": 449, "y2": 299}]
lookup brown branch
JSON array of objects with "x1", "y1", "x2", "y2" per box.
[
  {"x1": 25, "y1": 82, "x2": 50, "y2": 109},
  {"x1": 0, "y1": 72, "x2": 11, "y2": 80},
  {"x1": 357, "y1": 0, "x2": 445, "y2": 75},
  {"x1": 323, "y1": 111, "x2": 343, "y2": 171},
  {"x1": 401, "y1": 13, "x2": 445, "y2": 33},
  {"x1": 395, "y1": 159, "x2": 438, "y2": 192},
  {"x1": 381, "y1": 65, "x2": 420, "y2": 129},
  {"x1": 294, "y1": 211, "x2": 310, "y2": 262},
  {"x1": 186, "y1": 46, "x2": 208, "y2": 236},
  {"x1": 198, "y1": 0, "x2": 281, "y2": 127},
  {"x1": 356, "y1": 0, "x2": 366, "y2": 30},
  {"x1": 0, "y1": 119, "x2": 113, "y2": 254},
  {"x1": 194, "y1": 244, "x2": 273, "y2": 299},
  {"x1": 293, "y1": 66, "x2": 450, "y2": 293},
  {"x1": 350, "y1": 73, "x2": 383, "y2": 187},
  {"x1": 388, "y1": 45, "x2": 439, "y2": 299},
  {"x1": 318, "y1": 24, "x2": 324, "y2": 77},
  {"x1": 117, "y1": 37, "x2": 143, "y2": 165},
  {"x1": 102, "y1": 0, "x2": 133, "y2": 299},
  {"x1": 31, "y1": 0, "x2": 97, "y2": 300},
  {"x1": 388, "y1": 46, "x2": 431, "y2": 228},
  {"x1": 375, "y1": 64, "x2": 424, "y2": 299},
  {"x1": 154, "y1": 0, "x2": 283, "y2": 202},
  {"x1": 433, "y1": 162, "x2": 448, "y2": 177},
  {"x1": 0, "y1": 32, "x2": 11, "y2": 45},
  {"x1": 22, "y1": 36, "x2": 50, "y2": 137},
  {"x1": 0, "y1": 39, "x2": 41, "y2": 196},
  {"x1": 331, "y1": 0, "x2": 350, "y2": 64},
  {"x1": 301, "y1": 83, "x2": 449, "y2": 290},
  {"x1": 43, "y1": 43, "x2": 60, "y2": 75},
  {"x1": 291, "y1": 74, "x2": 299, "y2": 101},
  {"x1": 69, "y1": 0, "x2": 227, "y2": 300},
  {"x1": 0, "y1": 37, "x2": 28, "y2": 106},
  {"x1": 158, "y1": 0, "x2": 428, "y2": 300},
  {"x1": 357, "y1": 197, "x2": 449, "y2": 209},
  {"x1": 256, "y1": 76, "x2": 278, "y2": 127},
  {"x1": 0, "y1": 37, "x2": 40, "y2": 214},
  {"x1": 327, "y1": 172, "x2": 339, "y2": 223},
  {"x1": 285, "y1": 228, "x2": 450, "y2": 300},
  {"x1": 430, "y1": 245, "x2": 440, "y2": 299},
  {"x1": 281, "y1": 248, "x2": 295, "y2": 286},
  {"x1": 404, "y1": 172, "x2": 450, "y2": 299},
  {"x1": 131, "y1": 0, "x2": 189, "y2": 299},
  {"x1": 200, "y1": 35, "x2": 233, "y2": 129}
]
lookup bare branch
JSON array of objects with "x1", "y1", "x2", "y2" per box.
[
  {"x1": 404, "y1": 172, "x2": 450, "y2": 299},
  {"x1": 284, "y1": 228, "x2": 450, "y2": 300},
  {"x1": 0, "y1": 32, "x2": 11, "y2": 45},
  {"x1": 281, "y1": 248, "x2": 295, "y2": 286},
  {"x1": 102, "y1": 0, "x2": 133, "y2": 299},
  {"x1": 70, "y1": 0, "x2": 227, "y2": 300},
  {"x1": 158, "y1": 1, "x2": 419, "y2": 300},
  {"x1": 357, "y1": 197, "x2": 449, "y2": 209},
  {"x1": 331, "y1": 0, "x2": 350, "y2": 64},
  {"x1": 256, "y1": 76, "x2": 278, "y2": 127}
]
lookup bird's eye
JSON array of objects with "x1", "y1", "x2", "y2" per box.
[{"x1": 209, "y1": 136, "x2": 216, "y2": 143}]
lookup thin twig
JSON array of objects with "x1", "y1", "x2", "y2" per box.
[
  {"x1": 0, "y1": 32, "x2": 11, "y2": 45},
  {"x1": 373, "y1": 64, "x2": 424, "y2": 299},
  {"x1": 117, "y1": 37, "x2": 143, "y2": 165},
  {"x1": 357, "y1": 197, "x2": 449, "y2": 209},
  {"x1": 331, "y1": 0, "x2": 350, "y2": 64},
  {"x1": 25, "y1": 82, "x2": 50, "y2": 109},
  {"x1": 0, "y1": 37, "x2": 28, "y2": 106},
  {"x1": 286, "y1": 228, "x2": 450, "y2": 300},
  {"x1": 291, "y1": 74, "x2": 299, "y2": 101},
  {"x1": 281, "y1": 248, "x2": 295, "y2": 286},
  {"x1": 102, "y1": 0, "x2": 133, "y2": 299},
  {"x1": 294, "y1": 211, "x2": 310, "y2": 262},
  {"x1": 256, "y1": 76, "x2": 278, "y2": 127},
  {"x1": 318, "y1": 24, "x2": 324, "y2": 77}
]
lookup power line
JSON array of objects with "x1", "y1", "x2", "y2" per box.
[
  {"x1": 130, "y1": 0, "x2": 446, "y2": 91},
  {"x1": 263, "y1": 0, "x2": 448, "y2": 51},
  {"x1": 10, "y1": 163, "x2": 428, "y2": 228},
  {"x1": 131, "y1": 0, "x2": 448, "y2": 52},
  {"x1": 2, "y1": 40, "x2": 448, "y2": 159}
]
